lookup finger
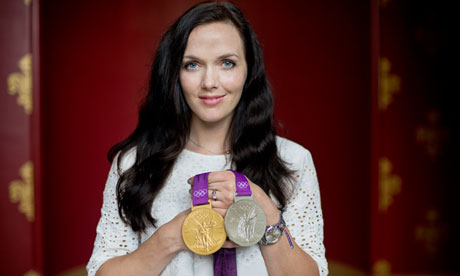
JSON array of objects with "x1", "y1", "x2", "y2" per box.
[
  {"x1": 180, "y1": 208, "x2": 191, "y2": 216},
  {"x1": 188, "y1": 173, "x2": 228, "y2": 186},
  {"x1": 208, "y1": 181, "x2": 235, "y2": 191},
  {"x1": 207, "y1": 171, "x2": 234, "y2": 183},
  {"x1": 210, "y1": 200, "x2": 232, "y2": 210},
  {"x1": 207, "y1": 189, "x2": 233, "y2": 201},
  {"x1": 174, "y1": 208, "x2": 191, "y2": 226},
  {"x1": 222, "y1": 240, "x2": 239, "y2": 249},
  {"x1": 209, "y1": 189, "x2": 235, "y2": 206},
  {"x1": 188, "y1": 171, "x2": 232, "y2": 185},
  {"x1": 208, "y1": 189, "x2": 218, "y2": 202},
  {"x1": 212, "y1": 207, "x2": 228, "y2": 217}
]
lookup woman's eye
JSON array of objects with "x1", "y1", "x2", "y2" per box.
[
  {"x1": 185, "y1": 62, "x2": 199, "y2": 70},
  {"x1": 222, "y1": 60, "x2": 236, "y2": 68}
]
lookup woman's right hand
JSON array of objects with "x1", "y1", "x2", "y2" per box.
[
  {"x1": 154, "y1": 208, "x2": 191, "y2": 254},
  {"x1": 96, "y1": 209, "x2": 192, "y2": 276}
]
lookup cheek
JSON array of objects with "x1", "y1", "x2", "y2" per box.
[
  {"x1": 221, "y1": 71, "x2": 247, "y2": 92},
  {"x1": 180, "y1": 72, "x2": 200, "y2": 96}
]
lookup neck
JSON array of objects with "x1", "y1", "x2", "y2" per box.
[{"x1": 187, "y1": 116, "x2": 231, "y2": 155}]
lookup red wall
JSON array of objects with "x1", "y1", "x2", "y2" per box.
[
  {"x1": 257, "y1": 1, "x2": 372, "y2": 269},
  {"x1": 40, "y1": 1, "x2": 371, "y2": 274}
]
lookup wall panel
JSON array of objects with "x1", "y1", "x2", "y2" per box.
[{"x1": 0, "y1": 0, "x2": 42, "y2": 275}]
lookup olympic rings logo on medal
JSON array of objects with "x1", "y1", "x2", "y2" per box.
[
  {"x1": 237, "y1": 181, "x2": 248, "y2": 189},
  {"x1": 193, "y1": 189, "x2": 207, "y2": 197}
]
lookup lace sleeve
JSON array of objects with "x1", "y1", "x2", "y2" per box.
[
  {"x1": 283, "y1": 149, "x2": 328, "y2": 276},
  {"x1": 86, "y1": 151, "x2": 140, "y2": 276}
]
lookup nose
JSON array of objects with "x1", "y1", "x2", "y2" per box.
[{"x1": 201, "y1": 67, "x2": 218, "y2": 90}]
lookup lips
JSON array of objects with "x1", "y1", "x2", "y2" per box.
[{"x1": 199, "y1": 94, "x2": 225, "y2": 105}]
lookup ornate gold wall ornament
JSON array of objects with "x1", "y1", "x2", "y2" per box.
[
  {"x1": 9, "y1": 161, "x2": 35, "y2": 222},
  {"x1": 56, "y1": 265, "x2": 87, "y2": 276},
  {"x1": 328, "y1": 260, "x2": 367, "y2": 276},
  {"x1": 415, "y1": 109, "x2": 448, "y2": 159},
  {"x1": 415, "y1": 208, "x2": 447, "y2": 255},
  {"x1": 25, "y1": 0, "x2": 32, "y2": 5},
  {"x1": 24, "y1": 270, "x2": 40, "y2": 276},
  {"x1": 379, "y1": 158, "x2": 401, "y2": 212},
  {"x1": 372, "y1": 259, "x2": 391, "y2": 276},
  {"x1": 7, "y1": 53, "x2": 33, "y2": 115},
  {"x1": 379, "y1": 57, "x2": 401, "y2": 110}
]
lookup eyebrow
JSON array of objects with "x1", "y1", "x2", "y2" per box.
[{"x1": 183, "y1": 53, "x2": 241, "y2": 60}]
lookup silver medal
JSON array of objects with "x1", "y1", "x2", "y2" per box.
[{"x1": 225, "y1": 196, "x2": 266, "y2": 246}]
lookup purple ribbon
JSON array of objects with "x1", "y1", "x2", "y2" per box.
[
  {"x1": 192, "y1": 172, "x2": 210, "y2": 206},
  {"x1": 213, "y1": 170, "x2": 250, "y2": 276},
  {"x1": 231, "y1": 170, "x2": 252, "y2": 196},
  {"x1": 213, "y1": 248, "x2": 237, "y2": 276},
  {"x1": 191, "y1": 172, "x2": 236, "y2": 275},
  {"x1": 192, "y1": 171, "x2": 246, "y2": 275}
]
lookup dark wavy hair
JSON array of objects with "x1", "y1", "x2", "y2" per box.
[{"x1": 108, "y1": 1, "x2": 294, "y2": 232}]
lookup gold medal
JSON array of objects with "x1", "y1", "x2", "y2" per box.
[
  {"x1": 182, "y1": 202, "x2": 227, "y2": 255},
  {"x1": 182, "y1": 172, "x2": 227, "y2": 255}
]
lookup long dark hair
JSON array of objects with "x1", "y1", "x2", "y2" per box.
[{"x1": 108, "y1": 1, "x2": 294, "y2": 232}]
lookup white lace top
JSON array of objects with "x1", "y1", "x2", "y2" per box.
[{"x1": 87, "y1": 137, "x2": 328, "y2": 275}]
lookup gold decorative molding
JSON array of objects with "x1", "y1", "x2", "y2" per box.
[
  {"x1": 379, "y1": 158, "x2": 401, "y2": 212},
  {"x1": 379, "y1": 57, "x2": 401, "y2": 110},
  {"x1": 373, "y1": 259, "x2": 391, "y2": 276},
  {"x1": 25, "y1": 0, "x2": 32, "y2": 5},
  {"x1": 9, "y1": 161, "x2": 35, "y2": 221},
  {"x1": 7, "y1": 53, "x2": 33, "y2": 115},
  {"x1": 57, "y1": 265, "x2": 87, "y2": 276},
  {"x1": 415, "y1": 208, "x2": 447, "y2": 255},
  {"x1": 415, "y1": 109, "x2": 448, "y2": 159},
  {"x1": 329, "y1": 260, "x2": 367, "y2": 276},
  {"x1": 24, "y1": 270, "x2": 40, "y2": 276}
]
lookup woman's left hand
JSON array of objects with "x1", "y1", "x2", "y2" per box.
[{"x1": 188, "y1": 170, "x2": 280, "y2": 225}]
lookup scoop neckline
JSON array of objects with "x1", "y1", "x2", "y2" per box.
[{"x1": 182, "y1": 148, "x2": 230, "y2": 158}]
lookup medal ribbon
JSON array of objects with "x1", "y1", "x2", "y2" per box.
[
  {"x1": 192, "y1": 172, "x2": 210, "y2": 206},
  {"x1": 231, "y1": 170, "x2": 252, "y2": 196},
  {"x1": 214, "y1": 170, "x2": 250, "y2": 276},
  {"x1": 213, "y1": 248, "x2": 237, "y2": 276},
  {"x1": 185, "y1": 172, "x2": 227, "y2": 256}
]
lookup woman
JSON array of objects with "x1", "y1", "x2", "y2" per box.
[{"x1": 87, "y1": 2, "x2": 327, "y2": 275}]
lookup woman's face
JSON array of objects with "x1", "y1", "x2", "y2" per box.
[{"x1": 180, "y1": 21, "x2": 247, "y2": 127}]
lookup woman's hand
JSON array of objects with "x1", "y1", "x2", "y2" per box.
[
  {"x1": 96, "y1": 209, "x2": 191, "y2": 276},
  {"x1": 154, "y1": 208, "x2": 190, "y2": 253},
  {"x1": 188, "y1": 171, "x2": 280, "y2": 227}
]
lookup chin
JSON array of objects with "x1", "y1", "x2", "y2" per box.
[{"x1": 195, "y1": 113, "x2": 233, "y2": 125}]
